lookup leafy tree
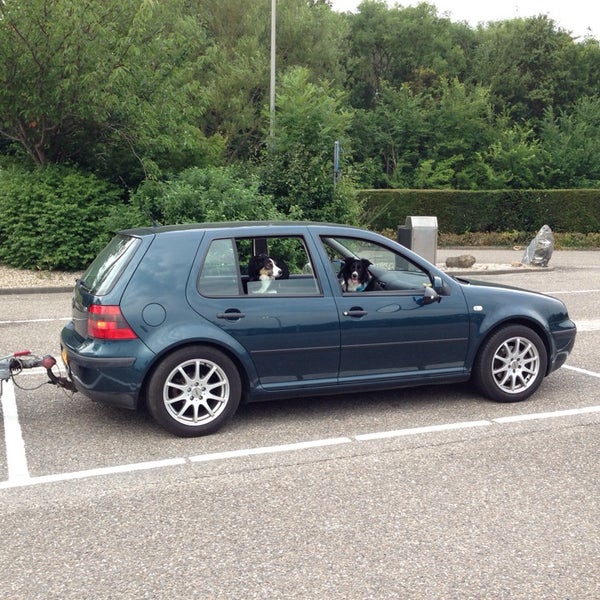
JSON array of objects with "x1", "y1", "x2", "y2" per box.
[
  {"x1": 0, "y1": 0, "x2": 218, "y2": 184},
  {"x1": 539, "y1": 97, "x2": 600, "y2": 188},
  {"x1": 347, "y1": 2, "x2": 471, "y2": 107},
  {"x1": 354, "y1": 78, "x2": 498, "y2": 189},
  {"x1": 481, "y1": 121, "x2": 544, "y2": 189},
  {"x1": 350, "y1": 83, "x2": 429, "y2": 188},
  {"x1": 421, "y1": 78, "x2": 497, "y2": 189},
  {"x1": 259, "y1": 67, "x2": 362, "y2": 224},
  {"x1": 470, "y1": 16, "x2": 580, "y2": 124},
  {"x1": 194, "y1": 0, "x2": 348, "y2": 162},
  {"x1": 276, "y1": 0, "x2": 349, "y2": 84},
  {"x1": 192, "y1": 0, "x2": 271, "y2": 161},
  {"x1": 574, "y1": 38, "x2": 600, "y2": 97}
]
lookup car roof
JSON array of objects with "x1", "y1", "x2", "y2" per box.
[{"x1": 120, "y1": 221, "x2": 363, "y2": 237}]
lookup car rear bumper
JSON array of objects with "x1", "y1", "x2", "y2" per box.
[{"x1": 61, "y1": 323, "x2": 155, "y2": 410}]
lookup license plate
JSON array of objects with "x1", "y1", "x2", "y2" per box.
[{"x1": 61, "y1": 347, "x2": 69, "y2": 367}]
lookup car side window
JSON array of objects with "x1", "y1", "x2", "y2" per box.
[
  {"x1": 198, "y1": 236, "x2": 320, "y2": 297},
  {"x1": 238, "y1": 236, "x2": 320, "y2": 296},
  {"x1": 321, "y1": 235, "x2": 432, "y2": 292},
  {"x1": 198, "y1": 238, "x2": 243, "y2": 296}
]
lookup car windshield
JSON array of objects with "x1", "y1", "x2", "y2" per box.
[{"x1": 79, "y1": 234, "x2": 140, "y2": 295}]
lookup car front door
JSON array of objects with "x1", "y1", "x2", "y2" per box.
[{"x1": 319, "y1": 235, "x2": 470, "y2": 384}]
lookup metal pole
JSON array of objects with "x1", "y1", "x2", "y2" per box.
[
  {"x1": 334, "y1": 140, "x2": 341, "y2": 187},
  {"x1": 269, "y1": 0, "x2": 276, "y2": 138}
]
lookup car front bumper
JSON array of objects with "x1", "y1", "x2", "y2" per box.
[{"x1": 548, "y1": 320, "x2": 577, "y2": 374}]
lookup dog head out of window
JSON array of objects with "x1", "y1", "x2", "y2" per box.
[{"x1": 248, "y1": 254, "x2": 290, "y2": 281}]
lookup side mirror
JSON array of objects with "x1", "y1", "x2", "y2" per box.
[{"x1": 422, "y1": 285, "x2": 441, "y2": 305}]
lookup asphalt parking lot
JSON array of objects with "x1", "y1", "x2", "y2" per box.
[{"x1": 1, "y1": 248, "x2": 599, "y2": 599}]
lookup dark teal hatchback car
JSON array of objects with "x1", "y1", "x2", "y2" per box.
[{"x1": 60, "y1": 222, "x2": 576, "y2": 437}]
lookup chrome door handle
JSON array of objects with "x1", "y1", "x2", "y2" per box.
[
  {"x1": 216, "y1": 311, "x2": 245, "y2": 320},
  {"x1": 343, "y1": 309, "x2": 367, "y2": 317}
]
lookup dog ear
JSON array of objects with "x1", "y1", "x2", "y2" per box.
[
  {"x1": 338, "y1": 259, "x2": 349, "y2": 277},
  {"x1": 248, "y1": 254, "x2": 265, "y2": 279}
]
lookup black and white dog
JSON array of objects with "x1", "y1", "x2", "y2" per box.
[
  {"x1": 248, "y1": 253, "x2": 289, "y2": 293},
  {"x1": 338, "y1": 257, "x2": 374, "y2": 292}
]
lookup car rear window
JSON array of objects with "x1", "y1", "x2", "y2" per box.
[{"x1": 79, "y1": 234, "x2": 141, "y2": 295}]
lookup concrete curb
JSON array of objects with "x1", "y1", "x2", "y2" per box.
[
  {"x1": 0, "y1": 286, "x2": 75, "y2": 295},
  {"x1": 437, "y1": 265, "x2": 554, "y2": 277}
]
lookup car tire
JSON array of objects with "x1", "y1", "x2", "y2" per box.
[
  {"x1": 147, "y1": 345, "x2": 242, "y2": 437},
  {"x1": 473, "y1": 325, "x2": 548, "y2": 403}
]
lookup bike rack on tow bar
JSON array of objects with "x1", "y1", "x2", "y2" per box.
[{"x1": 0, "y1": 350, "x2": 77, "y2": 395}]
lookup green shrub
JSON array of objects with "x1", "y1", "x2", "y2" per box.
[
  {"x1": 554, "y1": 232, "x2": 600, "y2": 249},
  {"x1": 0, "y1": 165, "x2": 132, "y2": 270},
  {"x1": 131, "y1": 165, "x2": 290, "y2": 224}
]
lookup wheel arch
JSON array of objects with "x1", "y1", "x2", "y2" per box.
[
  {"x1": 472, "y1": 317, "x2": 554, "y2": 376},
  {"x1": 138, "y1": 339, "x2": 253, "y2": 410}
]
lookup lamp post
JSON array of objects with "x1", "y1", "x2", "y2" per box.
[
  {"x1": 334, "y1": 140, "x2": 341, "y2": 187},
  {"x1": 269, "y1": 0, "x2": 276, "y2": 138}
]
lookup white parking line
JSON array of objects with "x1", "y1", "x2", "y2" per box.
[
  {"x1": 563, "y1": 365, "x2": 600, "y2": 378},
  {"x1": 189, "y1": 437, "x2": 353, "y2": 463},
  {"x1": 0, "y1": 458, "x2": 187, "y2": 489},
  {"x1": 494, "y1": 405, "x2": 600, "y2": 423},
  {"x1": 573, "y1": 320, "x2": 600, "y2": 332},
  {"x1": 1, "y1": 380, "x2": 30, "y2": 483},
  {"x1": 0, "y1": 317, "x2": 70, "y2": 325},
  {"x1": 354, "y1": 420, "x2": 491, "y2": 441},
  {"x1": 2, "y1": 402, "x2": 599, "y2": 490},
  {"x1": 548, "y1": 289, "x2": 600, "y2": 295}
]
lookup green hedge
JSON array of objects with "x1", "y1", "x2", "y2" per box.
[
  {"x1": 359, "y1": 189, "x2": 600, "y2": 234},
  {"x1": 0, "y1": 165, "x2": 129, "y2": 270}
]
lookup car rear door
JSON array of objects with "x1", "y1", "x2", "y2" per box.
[{"x1": 187, "y1": 232, "x2": 341, "y2": 392}]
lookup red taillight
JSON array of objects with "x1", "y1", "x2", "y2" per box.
[{"x1": 87, "y1": 305, "x2": 137, "y2": 340}]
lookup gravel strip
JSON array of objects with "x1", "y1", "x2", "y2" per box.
[{"x1": 0, "y1": 265, "x2": 82, "y2": 291}]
